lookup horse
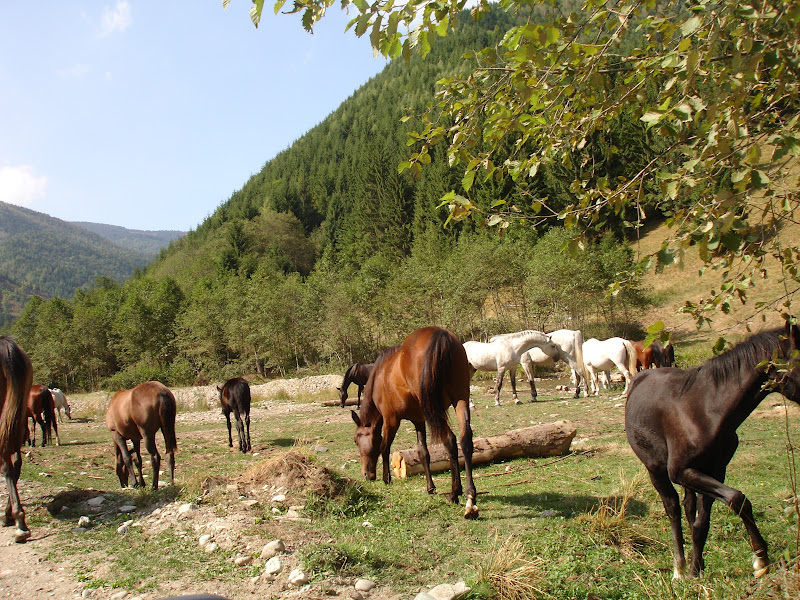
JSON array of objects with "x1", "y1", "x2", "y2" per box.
[
  {"x1": 463, "y1": 329, "x2": 553, "y2": 405},
  {"x1": 631, "y1": 340, "x2": 656, "y2": 371},
  {"x1": 337, "y1": 362, "x2": 374, "y2": 408},
  {"x1": 582, "y1": 337, "x2": 638, "y2": 395},
  {"x1": 655, "y1": 340, "x2": 676, "y2": 367},
  {"x1": 105, "y1": 381, "x2": 177, "y2": 490},
  {"x1": 1, "y1": 335, "x2": 34, "y2": 543},
  {"x1": 50, "y1": 388, "x2": 71, "y2": 422},
  {"x1": 217, "y1": 377, "x2": 251, "y2": 453},
  {"x1": 351, "y1": 326, "x2": 478, "y2": 519},
  {"x1": 625, "y1": 322, "x2": 800, "y2": 578},
  {"x1": 519, "y1": 329, "x2": 589, "y2": 399},
  {"x1": 26, "y1": 385, "x2": 59, "y2": 447}
]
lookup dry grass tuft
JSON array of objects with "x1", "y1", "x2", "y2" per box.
[
  {"x1": 475, "y1": 535, "x2": 550, "y2": 600},
  {"x1": 577, "y1": 471, "x2": 658, "y2": 557},
  {"x1": 237, "y1": 448, "x2": 344, "y2": 501}
]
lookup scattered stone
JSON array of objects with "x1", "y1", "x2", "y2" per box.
[
  {"x1": 110, "y1": 591, "x2": 128, "y2": 600},
  {"x1": 81, "y1": 589, "x2": 93, "y2": 598},
  {"x1": 118, "y1": 505, "x2": 137, "y2": 513},
  {"x1": 345, "y1": 591, "x2": 364, "y2": 600},
  {"x1": 260, "y1": 539, "x2": 286, "y2": 558},
  {"x1": 177, "y1": 503, "x2": 199, "y2": 515},
  {"x1": 250, "y1": 576, "x2": 260, "y2": 584},
  {"x1": 234, "y1": 555, "x2": 253, "y2": 567},
  {"x1": 271, "y1": 494, "x2": 286, "y2": 503},
  {"x1": 311, "y1": 445, "x2": 328, "y2": 453},
  {"x1": 86, "y1": 496, "x2": 105, "y2": 507},
  {"x1": 116, "y1": 520, "x2": 134, "y2": 534},
  {"x1": 199, "y1": 534, "x2": 213, "y2": 546},
  {"x1": 427, "y1": 583, "x2": 470, "y2": 600},
  {"x1": 355, "y1": 579, "x2": 376, "y2": 592},
  {"x1": 539, "y1": 509, "x2": 557, "y2": 518},
  {"x1": 77, "y1": 516, "x2": 91, "y2": 528},
  {"x1": 288, "y1": 569, "x2": 308, "y2": 586},
  {"x1": 204, "y1": 542, "x2": 219, "y2": 554},
  {"x1": 414, "y1": 593, "x2": 436, "y2": 600},
  {"x1": 241, "y1": 499, "x2": 259, "y2": 508},
  {"x1": 264, "y1": 556, "x2": 282, "y2": 575}
]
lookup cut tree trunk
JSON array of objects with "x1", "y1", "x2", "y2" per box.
[
  {"x1": 390, "y1": 420, "x2": 576, "y2": 478},
  {"x1": 321, "y1": 398, "x2": 359, "y2": 407}
]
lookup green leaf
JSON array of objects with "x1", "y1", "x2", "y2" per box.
[
  {"x1": 681, "y1": 16, "x2": 702, "y2": 36},
  {"x1": 462, "y1": 169, "x2": 476, "y2": 192}
]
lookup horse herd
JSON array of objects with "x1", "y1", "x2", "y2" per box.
[{"x1": 2, "y1": 321, "x2": 800, "y2": 580}]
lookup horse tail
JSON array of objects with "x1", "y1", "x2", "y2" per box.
[
  {"x1": 0, "y1": 336, "x2": 33, "y2": 457},
  {"x1": 236, "y1": 379, "x2": 251, "y2": 416},
  {"x1": 622, "y1": 339, "x2": 639, "y2": 379},
  {"x1": 419, "y1": 328, "x2": 455, "y2": 444},
  {"x1": 158, "y1": 388, "x2": 178, "y2": 453},
  {"x1": 42, "y1": 388, "x2": 56, "y2": 445},
  {"x1": 572, "y1": 330, "x2": 588, "y2": 390}
]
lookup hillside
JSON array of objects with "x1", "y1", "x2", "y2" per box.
[
  {"x1": 0, "y1": 201, "x2": 151, "y2": 325},
  {"x1": 71, "y1": 222, "x2": 185, "y2": 258}
]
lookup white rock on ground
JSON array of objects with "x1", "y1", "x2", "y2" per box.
[
  {"x1": 260, "y1": 539, "x2": 285, "y2": 558},
  {"x1": 288, "y1": 569, "x2": 308, "y2": 586},
  {"x1": 234, "y1": 555, "x2": 253, "y2": 567},
  {"x1": 354, "y1": 579, "x2": 376, "y2": 592},
  {"x1": 264, "y1": 556, "x2": 282, "y2": 575}
]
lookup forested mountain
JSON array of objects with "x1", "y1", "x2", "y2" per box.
[
  {"x1": 6, "y1": 7, "x2": 657, "y2": 391},
  {"x1": 71, "y1": 222, "x2": 185, "y2": 258},
  {"x1": 0, "y1": 201, "x2": 151, "y2": 325}
]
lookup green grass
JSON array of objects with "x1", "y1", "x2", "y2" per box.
[{"x1": 16, "y1": 381, "x2": 800, "y2": 599}]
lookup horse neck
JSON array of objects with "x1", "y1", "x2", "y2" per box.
[
  {"x1": 711, "y1": 367, "x2": 771, "y2": 429},
  {"x1": 514, "y1": 331, "x2": 548, "y2": 353}
]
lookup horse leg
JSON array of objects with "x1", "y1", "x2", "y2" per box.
[
  {"x1": 357, "y1": 384, "x2": 364, "y2": 409},
  {"x1": 674, "y1": 467, "x2": 769, "y2": 576},
  {"x1": 234, "y1": 409, "x2": 246, "y2": 453},
  {"x1": 112, "y1": 434, "x2": 138, "y2": 488},
  {"x1": 130, "y1": 438, "x2": 146, "y2": 488},
  {"x1": 2, "y1": 451, "x2": 30, "y2": 542},
  {"x1": 143, "y1": 433, "x2": 161, "y2": 490},
  {"x1": 52, "y1": 419, "x2": 60, "y2": 447},
  {"x1": 224, "y1": 410, "x2": 233, "y2": 448},
  {"x1": 493, "y1": 367, "x2": 506, "y2": 406},
  {"x1": 36, "y1": 415, "x2": 47, "y2": 447},
  {"x1": 648, "y1": 469, "x2": 687, "y2": 579},
  {"x1": 520, "y1": 356, "x2": 538, "y2": 402},
  {"x1": 687, "y1": 492, "x2": 715, "y2": 576},
  {"x1": 244, "y1": 411, "x2": 252, "y2": 453},
  {"x1": 413, "y1": 423, "x2": 436, "y2": 495},
  {"x1": 379, "y1": 421, "x2": 400, "y2": 485},
  {"x1": 455, "y1": 399, "x2": 478, "y2": 519},
  {"x1": 441, "y1": 429, "x2": 463, "y2": 504},
  {"x1": 509, "y1": 366, "x2": 521, "y2": 404}
]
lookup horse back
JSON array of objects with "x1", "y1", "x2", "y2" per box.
[{"x1": 221, "y1": 377, "x2": 251, "y2": 414}]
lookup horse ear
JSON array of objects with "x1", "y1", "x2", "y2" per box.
[
  {"x1": 351, "y1": 410, "x2": 361, "y2": 427},
  {"x1": 216, "y1": 385, "x2": 221, "y2": 392},
  {"x1": 788, "y1": 321, "x2": 800, "y2": 353}
]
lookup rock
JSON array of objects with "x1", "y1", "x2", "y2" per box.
[
  {"x1": 81, "y1": 589, "x2": 93, "y2": 598},
  {"x1": 453, "y1": 581, "x2": 470, "y2": 595},
  {"x1": 345, "y1": 591, "x2": 364, "y2": 600},
  {"x1": 264, "y1": 556, "x2": 282, "y2": 575},
  {"x1": 428, "y1": 583, "x2": 466, "y2": 600},
  {"x1": 414, "y1": 594, "x2": 437, "y2": 600},
  {"x1": 241, "y1": 499, "x2": 259, "y2": 508},
  {"x1": 77, "y1": 516, "x2": 91, "y2": 527},
  {"x1": 118, "y1": 505, "x2": 137, "y2": 513},
  {"x1": 271, "y1": 494, "x2": 286, "y2": 503},
  {"x1": 199, "y1": 534, "x2": 213, "y2": 546},
  {"x1": 250, "y1": 576, "x2": 260, "y2": 584},
  {"x1": 311, "y1": 445, "x2": 328, "y2": 453},
  {"x1": 86, "y1": 496, "x2": 105, "y2": 507},
  {"x1": 260, "y1": 539, "x2": 286, "y2": 558},
  {"x1": 204, "y1": 542, "x2": 219, "y2": 554},
  {"x1": 284, "y1": 509, "x2": 300, "y2": 519},
  {"x1": 539, "y1": 509, "x2": 557, "y2": 518},
  {"x1": 234, "y1": 555, "x2": 253, "y2": 567},
  {"x1": 72, "y1": 527, "x2": 89, "y2": 534},
  {"x1": 116, "y1": 520, "x2": 134, "y2": 534},
  {"x1": 288, "y1": 569, "x2": 308, "y2": 586},
  {"x1": 177, "y1": 503, "x2": 199, "y2": 515},
  {"x1": 355, "y1": 579, "x2": 376, "y2": 592},
  {"x1": 110, "y1": 591, "x2": 128, "y2": 600}
]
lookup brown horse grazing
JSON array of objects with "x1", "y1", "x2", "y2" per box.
[
  {"x1": 631, "y1": 339, "x2": 677, "y2": 370},
  {"x1": 0, "y1": 335, "x2": 33, "y2": 543},
  {"x1": 351, "y1": 326, "x2": 478, "y2": 519},
  {"x1": 337, "y1": 362, "x2": 374, "y2": 408},
  {"x1": 217, "y1": 377, "x2": 251, "y2": 453},
  {"x1": 26, "y1": 385, "x2": 59, "y2": 447},
  {"x1": 106, "y1": 381, "x2": 177, "y2": 490},
  {"x1": 625, "y1": 322, "x2": 800, "y2": 579}
]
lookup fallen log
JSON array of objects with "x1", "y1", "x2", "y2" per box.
[
  {"x1": 390, "y1": 420, "x2": 576, "y2": 478},
  {"x1": 320, "y1": 398, "x2": 359, "y2": 407}
]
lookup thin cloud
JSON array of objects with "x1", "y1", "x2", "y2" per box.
[
  {"x1": 0, "y1": 166, "x2": 48, "y2": 208},
  {"x1": 56, "y1": 64, "x2": 90, "y2": 79},
  {"x1": 101, "y1": 1, "x2": 132, "y2": 36}
]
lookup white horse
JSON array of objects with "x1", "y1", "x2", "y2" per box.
[
  {"x1": 464, "y1": 330, "x2": 553, "y2": 405},
  {"x1": 520, "y1": 329, "x2": 589, "y2": 399},
  {"x1": 582, "y1": 337, "x2": 638, "y2": 396},
  {"x1": 50, "y1": 388, "x2": 71, "y2": 423}
]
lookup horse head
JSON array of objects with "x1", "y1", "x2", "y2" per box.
[
  {"x1": 773, "y1": 322, "x2": 800, "y2": 402},
  {"x1": 337, "y1": 386, "x2": 347, "y2": 407},
  {"x1": 351, "y1": 410, "x2": 380, "y2": 481}
]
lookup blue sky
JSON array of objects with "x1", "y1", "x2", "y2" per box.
[{"x1": 0, "y1": 1, "x2": 388, "y2": 231}]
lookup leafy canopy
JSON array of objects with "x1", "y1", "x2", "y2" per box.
[{"x1": 238, "y1": 0, "x2": 800, "y2": 328}]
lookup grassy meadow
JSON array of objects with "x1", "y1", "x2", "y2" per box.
[{"x1": 15, "y1": 374, "x2": 800, "y2": 600}]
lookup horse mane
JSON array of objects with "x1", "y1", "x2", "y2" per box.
[
  {"x1": 488, "y1": 330, "x2": 545, "y2": 343},
  {"x1": 344, "y1": 363, "x2": 358, "y2": 380},
  {"x1": 358, "y1": 345, "x2": 401, "y2": 424},
  {"x1": 684, "y1": 328, "x2": 784, "y2": 390}
]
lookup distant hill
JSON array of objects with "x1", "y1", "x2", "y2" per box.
[
  {"x1": 71, "y1": 222, "x2": 185, "y2": 258},
  {"x1": 0, "y1": 201, "x2": 154, "y2": 325}
]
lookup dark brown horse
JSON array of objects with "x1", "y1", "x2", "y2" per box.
[
  {"x1": 106, "y1": 381, "x2": 177, "y2": 489},
  {"x1": 26, "y1": 384, "x2": 59, "y2": 447},
  {"x1": 217, "y1": 377, "x2": 251, "y2": 453},
  {"x1": 1, "y1": 335, "x2": 33, "y2": 543},
  {"x1": 351, "y1": 326, "x2": 478, "y2": 519},
  {"x1": 625, "y1": 322, "x2": 800, "y2": 578},
  {"x1": 337, "y1": 362, "x2": 374, "y2": 408},
  {"x1": 631, "y1": 339, "x2": 676, "y2": 370}
]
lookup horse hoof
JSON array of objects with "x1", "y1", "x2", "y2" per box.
[
  {"x1": 463, "y1": 505, "x2": 479, "y2": 520},
  {"x1": 753, "y1": 556, "x2": 770, "y2": 578},
  {"x1": 514, "y1": 398, "x2": 522, "y2": 405},
  {"x1": 14, "y1": 528, "x2": 31, "y2": 543}
]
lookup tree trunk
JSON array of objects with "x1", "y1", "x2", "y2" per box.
[{"x1": 390, "y1": 420, "x2": 576, "y2": 478}]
